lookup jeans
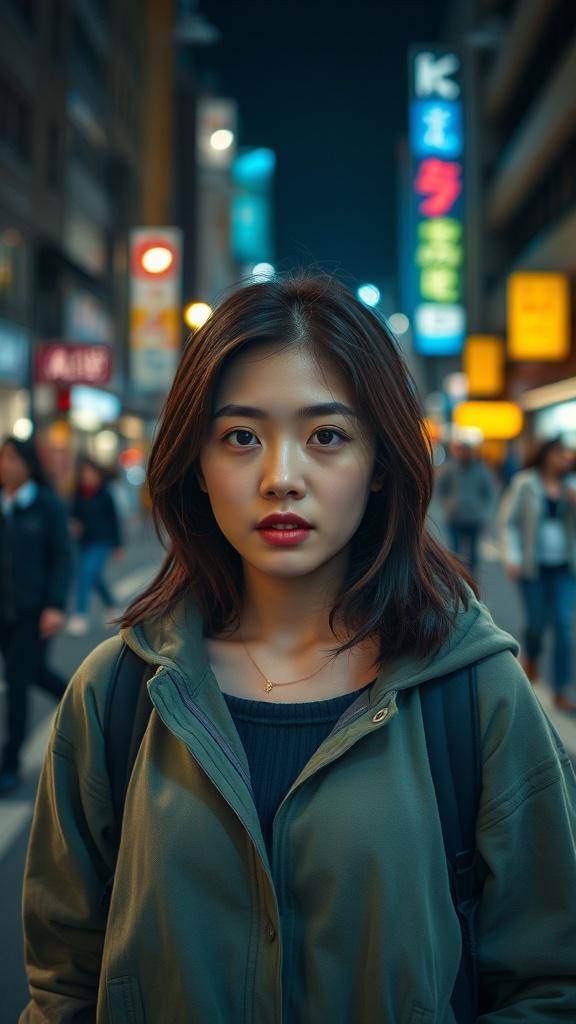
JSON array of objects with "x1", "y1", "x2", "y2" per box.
[
  {"x1": 75, "y1": 543, "x2": 114, "y2": 615},
  {"x1": 0, "y1": 612, "x2": 67, "y2": 772},
  {"x1": 519, "y1": 566, "x2": 576, "y2": 693},
  {"x1": 448, "y1": 522, "x2": 481, "y2": 576}
]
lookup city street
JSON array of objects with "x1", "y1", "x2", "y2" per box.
[{"x1": 1, "y1": 511, "x2": 575, "y2": 1021}]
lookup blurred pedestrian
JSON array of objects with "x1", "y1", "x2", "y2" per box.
[
  {"x1": 66, "y1": 457, "x2": 123, "y2": 637},
  {"x1": 20, "y1": 275, "x2": 576, "y2": 1021},
  {"x1": 499, "y1": 436, "x2": 576, "y2": 711},
  {"x1": 0, "y1": 435, "x2": 72, "y2": 794},
  {"x1": 435, "y1": 437, "x2": 498, "y2": 576}
]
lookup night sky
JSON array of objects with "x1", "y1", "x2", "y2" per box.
[{"x1": 198, "y1": 0, "x2": 448, "y2": 299}]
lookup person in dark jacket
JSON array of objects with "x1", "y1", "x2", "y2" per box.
[
  {"x1": 435, "y1": 436, "x2": 498, "y2": 577},
  {"x1": 66, "y1": 457, "x2": 123, "y2": 636},
  {"x1": 0, "y1": 435, "x2": 73, "y2": 794}
]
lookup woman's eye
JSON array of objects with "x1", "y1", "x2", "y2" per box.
[
  {"x1": 312, "y1": 428, "x2": 347, "y2": 446},
  {"x1": 224, "y1": 430, "x2": 258, "y2": 447}
]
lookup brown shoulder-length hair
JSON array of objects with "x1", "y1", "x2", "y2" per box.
[{"x1": 122, "y1": 272, "x2": 478, "y2": 662}]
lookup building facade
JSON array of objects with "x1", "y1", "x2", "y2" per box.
[{"x1": 450, "y1": 0, "x2": 576, "y2": 442}]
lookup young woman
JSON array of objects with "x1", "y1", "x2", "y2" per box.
[
  {"x1": 499, "y1": 436, "x2": 576, "y2": 711},
  {"x1": 66, "y1": 457, "x2": 123, "y2": 636},
  {"x1": 0, "y1": 436, "x2": 72, "y2": 794},
  {"x1": 20, "y1": 276, "x2": 576, "y2": 1022}
]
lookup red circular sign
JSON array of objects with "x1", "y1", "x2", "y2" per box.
[{"x1": 131, "y1": 237, "x2": 179, "y2": 280}]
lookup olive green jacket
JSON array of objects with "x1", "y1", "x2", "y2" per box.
[{"x1": 20, "y1": 592, "x2": 576, "y2": 1022}]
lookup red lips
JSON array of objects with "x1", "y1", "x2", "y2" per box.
[{"x1": 257, "y1": 513, "x2": 313, "y2": 529}]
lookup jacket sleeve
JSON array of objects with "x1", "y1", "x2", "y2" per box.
[
  {"x1": 45, "y1": 493, "x2": 74, "y2": 609},
  {"x1": 497, "y1": 474, "x2": 525, "y2": 568},
  {"x1": 20, "y1": 641, "x2": 121, "y2": 1023},
  {"x1": 475, "y1": 653, "x2": 576, "y2": 1020}
]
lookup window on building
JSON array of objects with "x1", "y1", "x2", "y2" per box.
[
  {"x1": 485, "y1": 129, "x2": 576, "y2": 289},
  {"x1": 0, "y1": 78, "x2": 33, "y2": 165},
  {"x1": 0, "y1": 228, "x2": 28, "y2": 320},
  {"x1": 46, "y1": 121, "x2": 61, "y2": 187}
]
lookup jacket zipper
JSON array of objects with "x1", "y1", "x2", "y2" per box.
[
  {"x1": 167, "y1": 668, "x2": 254, "y2": 794},
  {"x1": 272, "y1": 691, "x2": 396, "y2": 1023},
  {"x1": 163, "y1": 666, "x2": 283, "y2": 1021}
]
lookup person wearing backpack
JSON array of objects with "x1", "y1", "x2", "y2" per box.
[
  {"x1": 0, "y1": 435, "x2": 73, "y2": 794},
  {"x1": 20, "y1": 275, "x2": 576, "y2": 1023}
]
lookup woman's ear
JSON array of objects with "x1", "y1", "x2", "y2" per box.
[{"x1": 194, "y1": 467, "x2": 208, "y2": 493}]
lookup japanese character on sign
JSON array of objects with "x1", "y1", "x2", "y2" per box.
[
  {"x1": 415, "y1": 159, "x2": 463, "y2": 217},
  {"x1": 420, "y1": 267, "x2": 461, "y2": 303},
  {"x1": 416, "y1": 217, "x2": 463, "y2": 268}
]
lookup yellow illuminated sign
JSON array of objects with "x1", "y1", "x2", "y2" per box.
[
  {"x1": 463, "y1": 336, "x2": 504, "y2": 396},
  {"x1": 453, "y1": 401, "x2": 523, "y2": 439},
  {"x1": 508, "y1": 272, "x2": 570, "y2": 361}
]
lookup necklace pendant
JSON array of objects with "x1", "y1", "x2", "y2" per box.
[{"x1": 265, "y1": 681, "x2": 274, "y2": 693}]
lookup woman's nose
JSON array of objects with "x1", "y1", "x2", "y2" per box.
[{"x1": 259, "y1": 442, "x2": 305, "y2": 497}]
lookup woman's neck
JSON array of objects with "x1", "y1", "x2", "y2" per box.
[{"x1": 237, "y1": 564, "x2": 346, "y2": 654}]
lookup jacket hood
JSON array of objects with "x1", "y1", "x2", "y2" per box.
[{"x1": 121, "y1": 584, "x2": 519, "y2": 698}]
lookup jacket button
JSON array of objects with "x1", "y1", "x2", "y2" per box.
[
  {"x1": 372, "y1": 708, "x2": 389, "y2": 723},
  {"x1": 265, "y1": 921, "x2": 276, "y2": 943}
]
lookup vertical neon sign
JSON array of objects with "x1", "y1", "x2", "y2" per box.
[{"x1": 408, "y1": 48, "x2": 465, "y2": 355}]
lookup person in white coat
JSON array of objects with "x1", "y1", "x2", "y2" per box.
[{"x1": 499, "y1": 436, "x2": 576, "y2": 711}]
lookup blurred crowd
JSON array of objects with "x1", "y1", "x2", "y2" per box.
[{"x1": 435, "y1": 434, "x2": 576, "y2": 712}]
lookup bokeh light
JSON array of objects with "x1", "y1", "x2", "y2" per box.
[
  {"x1": 357, "y1": 284, "x2": 380, "y2": 307},
  {"x1": 184, "y1": 301, "x2": 213, "y2": 329}
]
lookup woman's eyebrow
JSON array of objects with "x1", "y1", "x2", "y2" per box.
[{"x1": 213, "y1": 402, "x2": 358, "y2": 420}]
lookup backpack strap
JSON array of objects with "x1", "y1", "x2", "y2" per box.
[
  {"x1": 420, "y1": 663, "x2": 483, "y2": 1024},
  {"x1": 103, "y1": 643, "x2": 155, "y2": 843}
]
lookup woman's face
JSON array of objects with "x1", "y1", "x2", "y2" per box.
[
  {"x1": 0, "y1": 443, "x2": 30, "y2": 490},
  {"x1": 199, "y1": 344, "x2": 381, "y2": 582}
]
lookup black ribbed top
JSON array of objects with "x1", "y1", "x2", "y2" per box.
[{"x1": 223, "y1": 681, "x2": 374, "y2": 859}]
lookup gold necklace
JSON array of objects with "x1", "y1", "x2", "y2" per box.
[{"x1": 243, "y1": 643, "x2": 331, "y2": 694}]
